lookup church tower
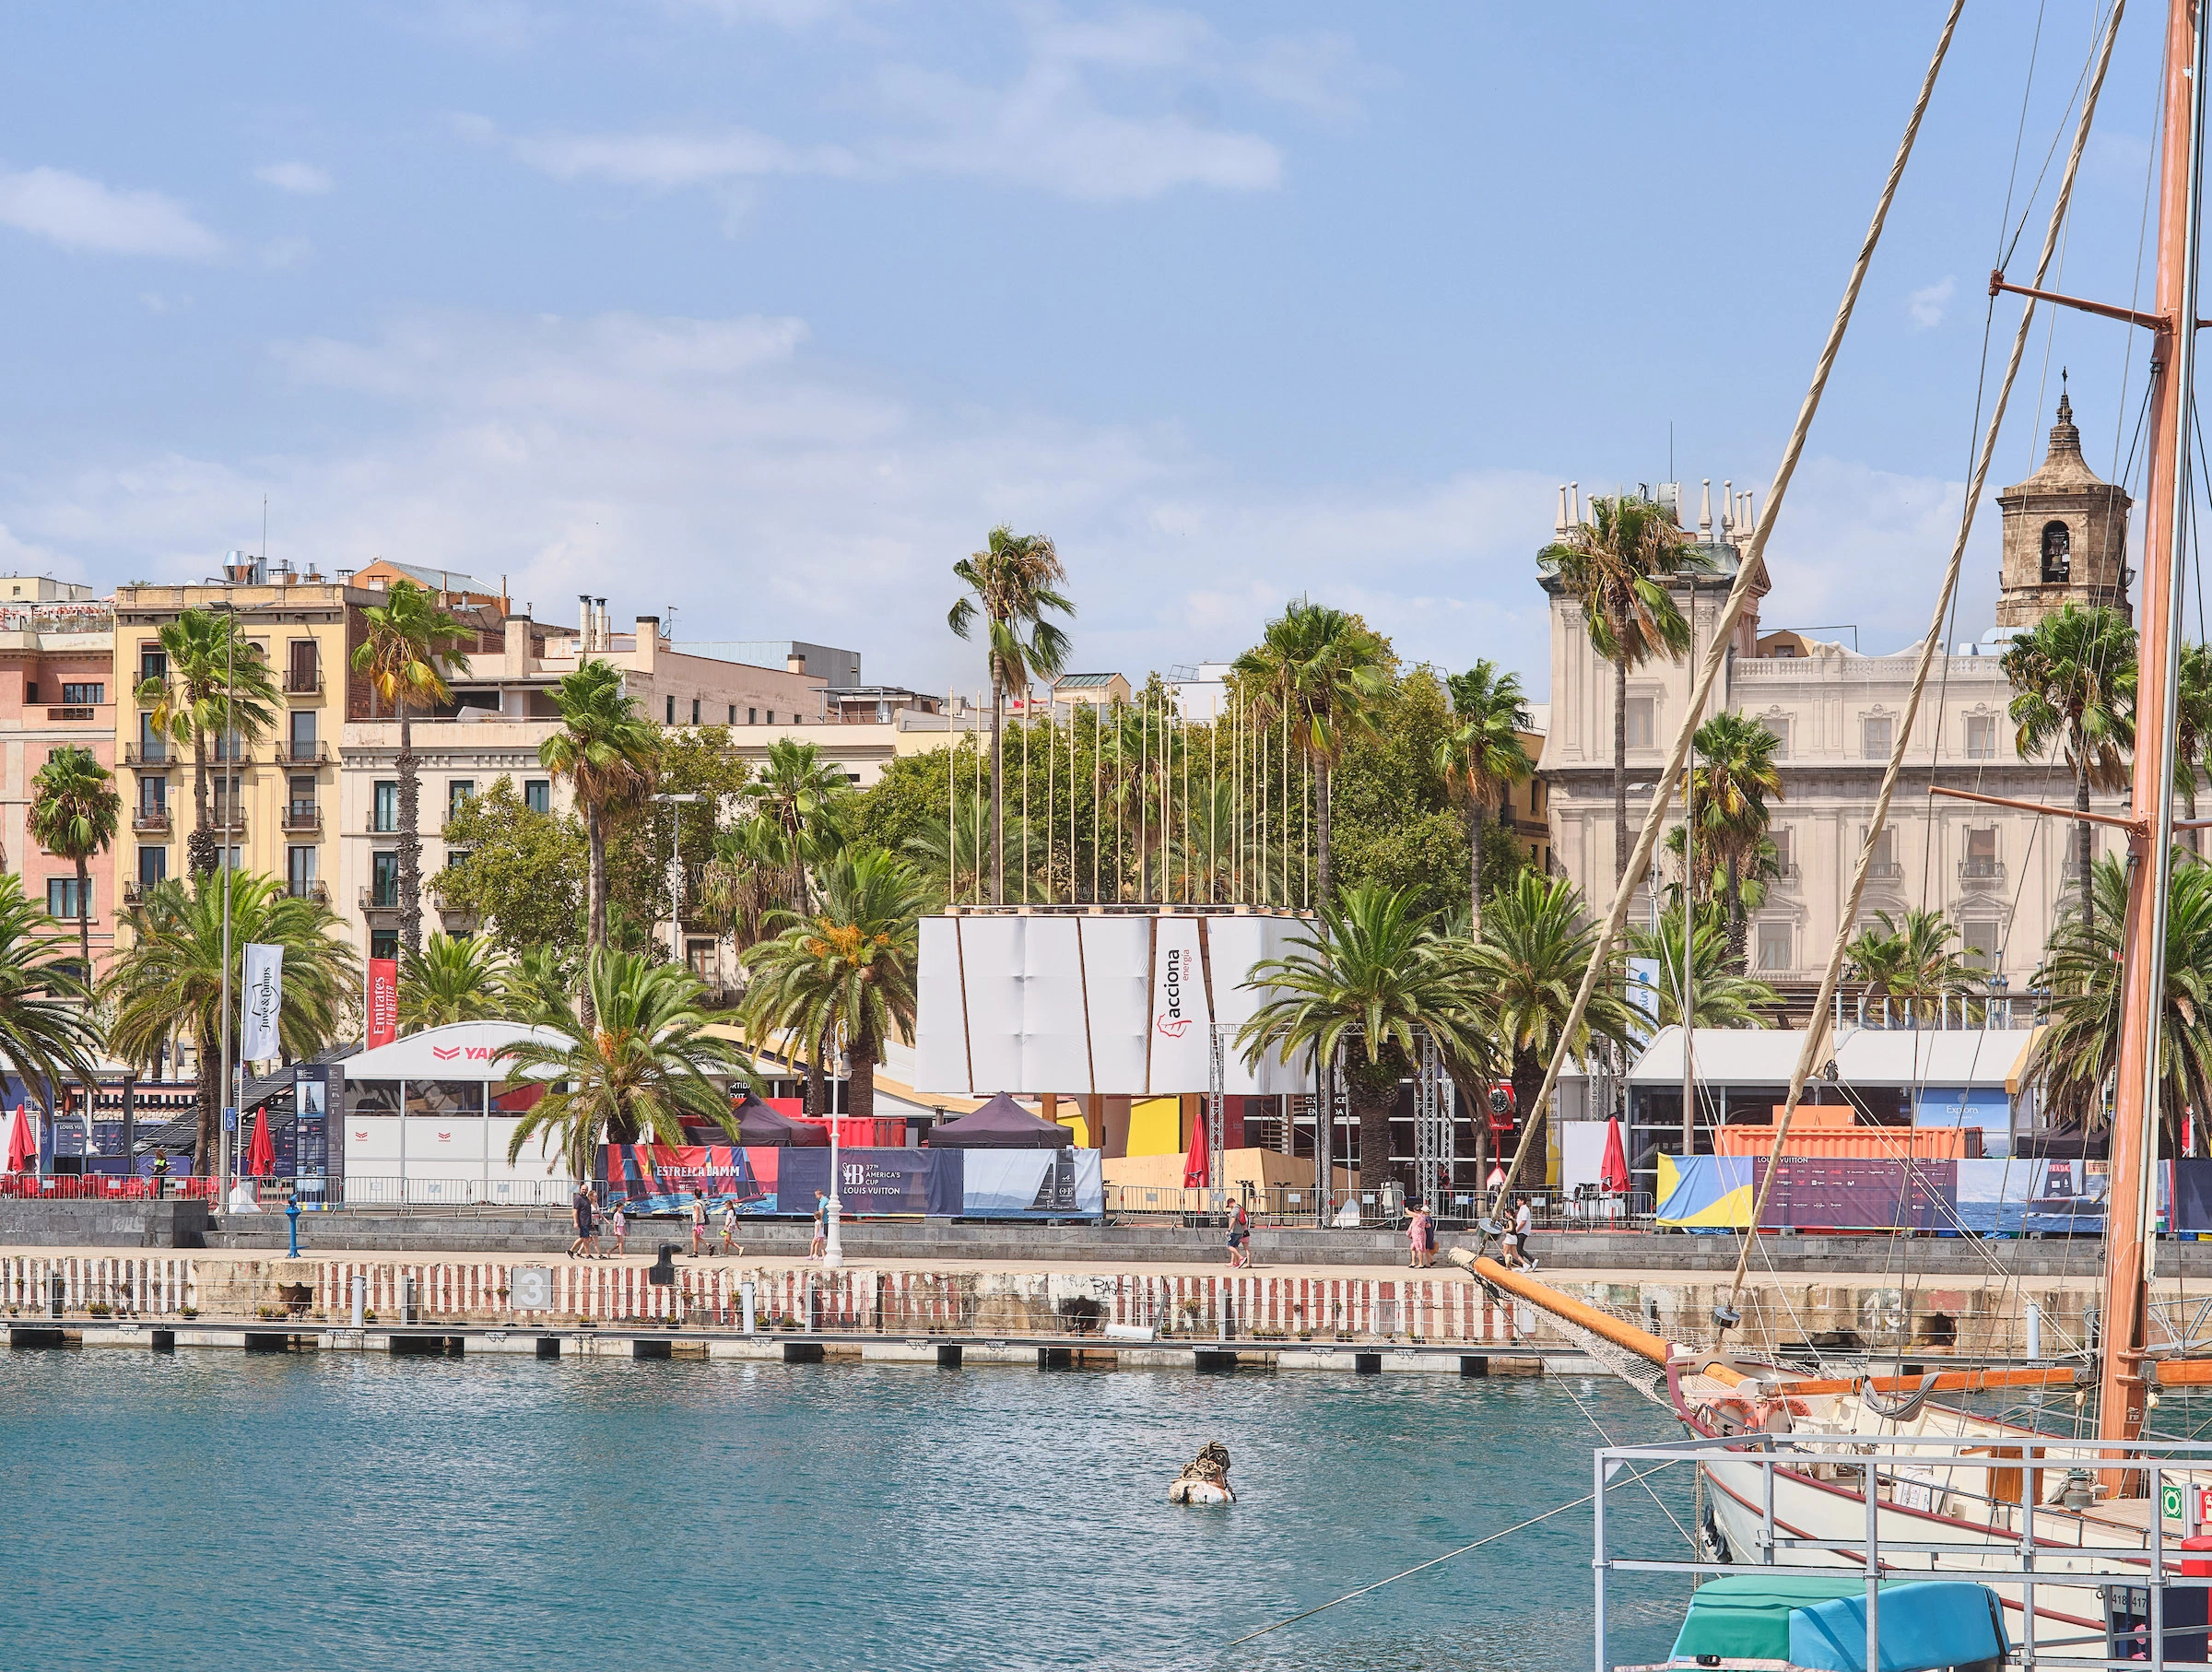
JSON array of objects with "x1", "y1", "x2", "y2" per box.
[{"x1": 1994, "y1": 377, "x2": 2132, "y2": 629}]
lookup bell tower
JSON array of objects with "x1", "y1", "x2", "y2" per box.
[{"x1": 1994, "y1": 374, "x2": 2132, "y2": 629}]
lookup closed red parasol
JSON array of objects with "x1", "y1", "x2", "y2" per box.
[
  {"x1": 245, "y1": 1105, "x2": 276, "y2": 1178},
  {"x1": 5, "y1": 1106, "x2": 32, "y2": 1173},
  {"x1": 1600, "y1": 1118, "x2": 1630, "y2": 1195},
  {"x1": 1182, "y1": 1110, "x2": 1210, "y2": 1189}
]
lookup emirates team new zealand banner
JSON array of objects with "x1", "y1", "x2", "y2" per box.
[{"x1": 601, "y1": 1144, "x2": 1103, "y2": 1219}]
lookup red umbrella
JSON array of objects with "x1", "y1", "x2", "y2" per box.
[
  {"x1": 245, "y1": 1106, "x2": 276, "y2": 1179},
  {"x1": 5, "y1": 1106, "x2": 32, "y2": 1173},
  {"x1": 1599, "y1": 1118, "x2": 1631, "y2": 1195},
  {"x1": 1182, "y1": 1110, "x2": 1210, "y2": 1189}
]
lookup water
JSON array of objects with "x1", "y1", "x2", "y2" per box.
[{"x1": 0, "y1": 1350, "x2": 1697, "y2": 1671}]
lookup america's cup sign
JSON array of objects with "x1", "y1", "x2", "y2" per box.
[{"x1": 1147, "y1": 916, "x2": 1211, "y2": 1094}]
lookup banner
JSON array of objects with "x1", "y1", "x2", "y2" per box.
[
  {"x1": 367, "y1": 959, "x2": 398, "y2": 1048},
  {"x1": 241, "y1": 944, "x2": 283, "y2": 1062},
  {"x1": 597, "y1": 1143, "x2": 1103, "y2": 1219},
  {"x1": 1147, "y1": 916, "x2": 1211, "y2": 1094},
  {"x1": 779, "y1": 1148, "x2": 962, "y2": 1217}
]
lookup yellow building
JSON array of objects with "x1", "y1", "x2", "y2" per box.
[{"x1": 1507, "y1": 721, "x2": 1551, "y2": 874}]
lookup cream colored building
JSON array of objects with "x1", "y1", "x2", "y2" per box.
[{"x1": 1540, "y1": 400, "x2": 2128, "y2": 991}]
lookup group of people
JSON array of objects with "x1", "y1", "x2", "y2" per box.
[
  {"x1": 1218, "y1": 1192, "x2": 1538, "y2": 1271},
  {"x1": 568, "y1": 1185, "x2": 746, "y2": 1261}
]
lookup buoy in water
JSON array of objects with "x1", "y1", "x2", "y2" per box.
[{"x1": 1169, "y1": 1440, "x2": 1235, "y2": 1504}]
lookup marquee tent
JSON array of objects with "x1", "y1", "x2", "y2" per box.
[{"x1": 927, "y1": 1092, "x2": 1074, "y2": 1149}]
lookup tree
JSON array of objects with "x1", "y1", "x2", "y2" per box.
[
  {"x1": 27, "y1": 747, "x2": 121, "y2": 975},
  {"x1": 1231, "y1": 599, "x2": 1392, "y2": 908},
  {"x1": 0, "y1": 877, "x2": 103, "y2": 1134},
  {"x1": 737, "y1": 737, "x2": 853, "y2": 911},
  {"x1": 501, "y1": 949, "x2": 756, "y2": 1181},
  {"x1": 1438, "y1": 660, "x2": 1535, "y2": 934},
  {"x1": 104, "y1": 873, "x2": 360, "y2": 1175},
  {"x1": 739, "y1": 848, "x2": 929, "y2": 1122},
  {"x1": 603, "y1": 724, "x2": 752, "y2": 947},
  {"x1": 1537, "y1": 496, "x2": 1709, "y2": 882},
  {"x1": 2176, "y1": 642, "x2": 2212, "y2": 853},
  {"x1": 540, "y1": 660, "x2": 661, "y2": 950},
  {"x1": 432, "y1": 778, "x2": 587, "y2": 960},
  {"x1": 137, "y1": 608, "x2": 280, "y2": 877},
  {"x1": 1628, "y1": 913, "x2": 1780, "y2": 1029},
  {"x1": 1841, "y1": 909, "x2": 1980, "y2": 1019},
  {"x1": 1236, "y1": 881, "x2": 1492, "y2": 1194},
  {"x1": 2003, "y1": 604, "x2": 2136, "y2": 930},
  {"x1": 501, "y1": 945, "x2": 577, "y2": 1027},
  {"x1": 1689, "y1": 712, "x2": 1784, "y2": 969},
  {"x1": 1464, "y1": 871, "x2": 1641, "y2": 1190},
  {"x1": 397, "y1": 932, "x2": 511, "y2": 1033},
  {"x1": 2029, "y1": 854, "x2": 2212, "y2": 1151},
  {"x1": 1326, "y1": 665, "x2": 1468, "y2": 921},
  {"x1": 947, "y1": 525, "x2": 1076, "y2": 906}
]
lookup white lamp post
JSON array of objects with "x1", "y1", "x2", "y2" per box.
[
  {"x1": 651, "y1": 792, "x2": 700, "y2": 970},
  {"x1": 823, "y1": 1020, "x2": 845, "y2": 1268}
]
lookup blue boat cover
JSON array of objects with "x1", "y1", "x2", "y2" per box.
[{"x1": 1789, "y1": 1580, "x2": 2007, "y2": 1672}]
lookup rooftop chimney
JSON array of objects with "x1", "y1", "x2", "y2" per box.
[
  {"x1": 635, "y1": 615, "x2": 659, "y2": 675},
  {"x1": 579, "y1": 595, "x2": 594, "y2": 652},
  {"x1": 787, "y1": 652, "x2": 807, "y2": 676}
]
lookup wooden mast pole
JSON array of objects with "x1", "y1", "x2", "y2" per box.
[{"x1": 2099, "y1": 0, "x2": 2206, "y2": 1473}]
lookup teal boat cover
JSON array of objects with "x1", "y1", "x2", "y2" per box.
[{"x1": 1665, "y1": 1575, "x2": 2005, "y2": 1671}]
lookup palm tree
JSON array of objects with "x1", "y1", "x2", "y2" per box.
[
  {"x1": 1689, "y1": 712, "x2": 1785, "y2": 969},
  {"x1": 2175, "y1": 642, "x2": 2212, "y2": 854},
  {"x1": 1464, "y1": 871, "x2": 1641, "y2": 1189},
  {"x1": 28, "y1": 747, "x2": 121, "y2": 976},
  {"x1": 501, "y1": 948, "x2": 756, "y2": 1181},
  {"x1": 540, "y1": 660, "x2": 661, "y2": 950},
  {"x1": 1537, "y1": 495, "x2": 1709, "y2": 881},
  {"x1": 1628, "y1": 913, "x2": 1780, "y2": 1029},
  {"x1": 136, "y1": 607, "x2": 280, "y2": 877},
  {"x1": 947, "y1": 525, "x2": 1076, "y2": 906},
  {"x1": 902, "y1": 785, "x2": 1044, "y2": 909},
  {"x1": 2029, "y1": 854, "x2": 2212, "y2": 1151},
  {"x1": 738, "y1": 738, "x2": 853, "y2": 910},
  {"x1": 352, "y1": 580, "x2": 476, "y2": 953},
  {"x1": 500, "y1": 945, "x2": 576, "y2": 1027},
  {"x1": 1231, "y1": 600, "x2": 1392, "y2": 908},
  {"x1": 396, "y1": 932, "x2": 511, "y2": 1033},
  {"x1": 104, "y1": 872, "x2": 359, "y2": 1177},
  {"x1": 1438, "y1": 661, "x2": 1535, "y2": 934},
  {"x1": 2002, "y1": 604, "x2": 2136, "y2": 930},
  {"x1": 0, "y1": 877, "x2": 103, "y2": 1141},
  {"x1": 1236, "y1": 881, "x2": 1491, "y2": 1193},
  {"x1": 740, "y1": 848, "x2": 929, "y2": 1122},
  {"x1": 1841, "y1": 909, "x2": 1980, "y2": 1022}
]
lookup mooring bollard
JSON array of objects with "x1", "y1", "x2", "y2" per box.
[
  {"x1": 351, "y1": 1275, "x2": 365, "y2": 1330},
  {"x1": 741, "y1": 1281, "x2": 757, "y2": 1336},
  {"x1": 286, "y1": 1197, "x2": 300, "y2": 1259},
  {"x1": 402, "y1": 1276, "x2": 418, "y2": 1326}
]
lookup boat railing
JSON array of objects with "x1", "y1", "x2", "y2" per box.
[{"x1": 1595, "y1": 1431, "x2": 2212, "y2": 1672}]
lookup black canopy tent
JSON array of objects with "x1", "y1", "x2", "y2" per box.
[
  {"x1": 730, "y1": 1093, "x2": 828, "y2": 1147},
  {"x1": 925, "y1": 1092, "x2": 1073, "y2": 1149}
]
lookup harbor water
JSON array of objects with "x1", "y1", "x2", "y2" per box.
[{"x1": 0, "y1": 1349, "x2": 1694, "y2": 1670}]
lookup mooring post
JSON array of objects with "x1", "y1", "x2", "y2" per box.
[
  {"x1": 351, "y1": 1275, "x2": 365, "y2": 1329},
  {"x1": 742, "y1": 1280, "x2": 757, "y2": 1336}
]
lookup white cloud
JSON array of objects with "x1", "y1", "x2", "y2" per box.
[
  {"x1": 253, "y1": 161, "x2": 334, "y2": 195},
  {"x1": 1907, "y1": 275, "x2": 1956, "y2": 330},
  {"x1": 0, "y1": 166, "x2": 220, "y2": 259},
  {"x1": 499, "y1": 126, "x2": 860, "y2": 188}
]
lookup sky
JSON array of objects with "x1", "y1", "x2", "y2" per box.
[{"x1": 0, "y1": 1, "x2": 2185, "y2": 697}]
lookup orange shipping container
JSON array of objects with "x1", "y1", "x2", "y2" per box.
[{"x1": 1715, "y1": 1124, "x2": 1976, "y2": 1162}]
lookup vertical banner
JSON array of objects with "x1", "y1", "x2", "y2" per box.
[
  {"x1": 294, "y1": 1066, "x2": 330, "y2": 1195},
  {"x1": 1626, "y1": 958, "x2": 1661, "y2": 1045},
  {"x1": 241, "y1": 944, "x2": 284, "y2": 1062},
  {"x1": 1147, "y1": 916, "x2": 1212, "y2": 1094},
  {"x1": 367, "y1": 959, "x2": 398, "y2": 1048}
]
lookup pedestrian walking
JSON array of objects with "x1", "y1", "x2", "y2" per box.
[
  {"x1": 719, "y1": 1197, "x2": 740, "y2": 1256},
  {"x1": 609, "y1": 1201, "x2": 629, "y2": 1258},
  {"x1": 690, "y1": 1190, "x2": 710, "y2": 1257},
  {"x1": 1514, "y1": 1197, "x2": 1536, "y2": 1271},
  {"x1": 570, "y1": 1184, "x2": 595, "y2": 1259},
  {"x1": 1406, "y1": 1201, "x2": 1434, "y2": 1269},
  {"x1": 809, "y1": 1190, "x2": 829, "y2": 1259},
  {"x1": 1225, "y1": 1197, "x2": 1253, "y2": 1269}
]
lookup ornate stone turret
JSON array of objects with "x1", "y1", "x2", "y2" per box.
[{"x1": 1994, "y1": 376, "x2": 2132, "y2": 629}]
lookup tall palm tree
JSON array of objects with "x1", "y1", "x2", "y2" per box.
[
  {"x1": 28, "y1": 747, "x2": 121, "y2": 976},
  {"x1": 1231, "y1": 599, "x2": 1391, "y2": 908},
  {"x1": 500, "y1": 945, "x2": 576, "y2": 1027},
  {"x1": 1628, "y1": 913, "x2": 1780, "y2": 1029},
  {"x1": 1841, "y1": 909, "x2": 1980, "y2": 1021},
  {"x1": 352, "y1": 580, "x2": 476, "y2": 953},
  {"x1": 396, "y1": 931, "x2": 511, "y2": 1033},
  {"x1": 738, "y1": 737, "x2": 853, "y2": 911},
  {"x1": 1237, "y1": 881, "x2": 1491, "y2": 1193},
  {"x1": 901, "y1": 785, "x2": 1044, "y2": 909},
  {"x1": 1464, "y1": 871, "x2": 1641, "y2": 1189},
  {"x1": 2030, "y1": 854, "x2": 2212, "y2": 1152},
  {"x1": 501, "y1": 949, "x2": 756, "y2": 1181},
  {"x1": 740, "y1": 848, "x2": 929, "y2": 1122},
  {"x1": 136, "y1": 607, "x2": 280, "y2": 877},
  {"x1": 0, "y1": 877, "x2": 103, "y2": 1144},
  {"x1": 2175, "y1": 642, "x2": 2212, "y2": 854},
  {"x1": 1537, "y1": 495, "x2": 1708, "y2": 882},
  {"x1": 947, "y1": 525, "x2": 1075, "y2": 906},
  {"x1": 104, "y1": 872, "x2": 359, "y2": 1177},
  {"x1": 1689, "y1": 712, "x2": 1785, "y2": 969},
  {"x1": 1438, "y1": 660, "x2": 1535, "y2": 934},
  {"x1": 540, "y1": 660, "x2": 661, "y2": 950},
  {"x1": 2002, "y1": 603, "x2": 2136, "y2": 930}
]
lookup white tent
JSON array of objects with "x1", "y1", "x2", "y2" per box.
[{"x1": 338, "y1": 1020, "x2": 572, "y2": 1205}]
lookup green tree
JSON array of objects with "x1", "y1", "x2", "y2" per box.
[
  {"x1": 397, "y1": 931, "x2": 511, "y2": 1033},
  {"x1": 847, "y1": 748, "x2": 953, "y2": 859},
  {"x1": 2029, "y1": 854, "x2": 2212, "y2": 1150},
  {"x1": 540, "y1": 659, "x2": 661, "y2": 950},
  {"x1": 27, "y1": 747, "x2": 121, "y2": 975},
  {"x1": 947, "y1": 525, "x2": 1076, "y2": 906},
  {"x1": 1538, "y1": 496, "x2": 1708, "y2": 882},
  {"x1": 1842, "y1": 909, "x2": 1980, "y2": 1019},
  {"x1": 737, "y1": 738, "x2": 853, "y2": 909},
  {"x1": 2003, "y1": 604, "x2": 2136, "y2": 930},
  {"x1": 501, "y1": 948, "x2": 756, "y2": 1180},
  {"x1": 104, "y1": 873, "x2": 360, "y2": 1175},
  {"x1": 1237, "y1": 881, "x2": 1492, "y2": 1194},
  {"x1": 0, "y1": 876, "x2": 102, "y2": 1135},
  {"x1": 433, "y1": 778, "x2": 587, "y2": 960},
  {"x1": 740, "y1": 848, "x2": 929, "y2": 1122},
  {"x1": 1627, "y1": 913, "x2": 1780, "y2": 1029},
  {"x1": 1231, "y1": 599, "x2": 1392, "y2": 908},
  {"x1": 1438, "y1": 661, "x2": 1535, "y2": 934},
  {"x1": 1689, "y1": 712, "x2": 1785, "y2": 969},
  {"x1": 604, "y1": 724, "x2": 751, "y2": 947},
  {"x1": 2176, "y1": 642, "x2": 2212, "y2": 854},
  {"x1": 136, "y1": 608, "x2": 281, "y2": 877}
]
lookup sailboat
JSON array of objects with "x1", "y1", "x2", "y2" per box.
[{"x1": 1451, "y1": 0, "x2": 2212, "y2": 1655}]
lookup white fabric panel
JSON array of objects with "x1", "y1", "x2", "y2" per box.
[
  {"x1": 1147, "y1": 916, "x2": 1212, "y2": 1094},
  {"x1": 1020, "y1": 916, "x2": 1094, "y2": 1091},
  {"x1": 1071, "y1": 1148, "x2": 1103, "y2": 1214},
  {"x1": 914, "y1": 915, "x2": 975, "y2": 1094},
  {"x1": 958, "y1": 916, "x2": 1027, "y2": 1094},
  {"x1": 1206, "y1": 916, "x2": 1313, "y2": 1095},
  {"x1": 1559, "y1": 1122, "x2": 1609, "y2": 1194},
  {"x1": 1081, "y1": 917, "x2": 1151, "y2": 1091},
  {"x1": 961, "y1": 1149, "x2": 1056, "y2": 1212}
]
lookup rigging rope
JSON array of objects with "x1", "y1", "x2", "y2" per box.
[
  {"x1": 1724, "y1": 0, "x2": 2130, "y2": 1317},
  {"x1": 1484, "y1": 0, "x2": 1968, "y2": 1227}
]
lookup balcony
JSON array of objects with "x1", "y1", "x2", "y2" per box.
[
  {"x1": 44, "y1": 706, "x2": 97, "y2": 723},
  {"x1": 359, "y1": 886, "x2": 402, "y2": 915},
  {"x1": 1959, "y1": 858, "x2": 2007, "y2": 890},
  {"x1": 122, "y1": 880, "x2": 147, "y2": 907},
  {"x1": 131, "y1": 807, "x2": 171, "y2": 835},
  {"x1": 281, "y1": 804, "x2": 322, "y2": 834},
  {"x1": 123, "y1": 745, "x2": 169, "y2": 769},
  {"x1": 364, "y1": 815, "x2": 399, "y2": 834},
  {"x1": 288, "y1": 880, "x2": 330, "y2": 905},
  {"x1": 1866, "y1": 860, "x2": 1904, "y2": 879},
  {"x1": 210, "y1": 807, "x2": 245, "y2": 836},
  {"x1": 273, "y1": 741, "x2": 328, "y2": 766},
  {"x1": 285, "y1": 668, "x2": 324, "y2": 698}
]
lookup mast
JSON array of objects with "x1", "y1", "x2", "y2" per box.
[{"x1": 2098, "y1": 0, "x2": 2208, "y2": 1468}]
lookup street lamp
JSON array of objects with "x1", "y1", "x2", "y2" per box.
[{"x1": 650, "y1": 793, "x2": 700, "y2": 971}]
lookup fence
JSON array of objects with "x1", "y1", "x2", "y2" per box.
[{"x1": 0, "y1": 1173, "x2": 220, "y2": 1201}]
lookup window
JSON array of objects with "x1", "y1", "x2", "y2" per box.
[
  {"x1": 212, "y1": 773, "x2": 241, "y2": 825},
  {"x1": 218, "y1": 846, "x2": 241, "y2": 872},
  {"x1": 448, "y1": 780, "x2": 475, "y2": 818},
  {"x1": 287, "y1": 846, "x2": 317, "y2": 897},
  {"x1": 1962, "y1": 920, "x2": 2000, "y2": 971},
  {"x1": 59, "y1": 683, "x2": 101, "y2": 705},
  {"x1": 1966, "y1": 713, "x2": 1997, "y2": 759},
  {"x1": 524, "y1": 779, "x2": 551, "y2": 815},
  {"x1": 288, "y1": 711, "x2": 316, "y2": 755},
  {"x1": 135, "y1": 713, "x2": 165, "y2": 762},
  {"x1": 371, "y1": 851, "x2": 399, "y2": 907},
  {"x1": 1865, "y1": 826, "x2": 1897, "y2": 876},
  {"x1": 1772, "y1": 826, "x2": 1794, "y2": 876},
  {"x1": 213, "y1": 727, "x2": 244, "y2": 761},
  {"x1": 2041, "y1": 520, "x2": 2071, "y2": 583},
  {"x1": 1624, "y1": 697, "x2": 1654, "y2": 749},
  {"x1": 766, "y1": 711, "x2": 776, "y2": 726},
  {"x1": 139, "y1": 646, "x2": 166, "y2": 683},
  {"x1": 728, "y1": 704, "x2": 736, "y2": 724},
  {"x1": 748, "y1": 707, "x2": 758, "y2": 725},
  {"x1": 46, "y1": 877, "x2": 88, "y2": 920},
  {"x1": 288, "y1": 640, "x2": 318, "y2": 690},
  {"x1": 687, "y1": 938, "x2": 715, "y2": 979},
  {"x1": 1863, "y1": 714, "x2": 1893, "y2": 758},
  {"x1": 1766, "y1": 717, "x2": 1791, "y2": 759},
  {"x1": 691, "y1": 697, "x2": 700, "y2": 725},
  {"x1": 23, "y1": 683, "x2": 36, "y2": 705},
  {"x1": 372, "y1": 782, "x2": 398, "y2": 833},
  {"x1": 1757, "y1": 921, "x2": 1793, "y2": 971},
  {"x1": 137, "y1": 848, "x2": 166, "y2": 888},
  {"x1": 446, "y1": 849, "x2": 472, "y2": 870},
  {"x1": 371, "y1": 929, "x2": 398, "y2": 961},
  {"x1": 139, "y1": 777, "x2": 166, "y2": 816},
  {"x1": 666, "y1": 695, "x2": 676, "y2": 724},
  {"x1": 1965, "y1": 826, "x2": 2000, "y2": 877}
]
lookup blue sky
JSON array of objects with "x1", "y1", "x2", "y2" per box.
[{"x1": 0, "y1": 2, "x2": 2180, "y2": 695}]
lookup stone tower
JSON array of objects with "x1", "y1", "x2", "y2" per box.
[{"x1": 1994, "y1": 380, "x2": 2132, "y2": 629}]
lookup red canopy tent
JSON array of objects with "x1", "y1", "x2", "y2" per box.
[
  {"x1": 1600, "y1": 1118, "x2": 1630, "y2": 1195},
  {"x1": 245, "y1": 1106, "x2": 276, "y2": 1178},
  {"x1": 5, "y1": 1107, "x2": 33, "y2": 1174}
]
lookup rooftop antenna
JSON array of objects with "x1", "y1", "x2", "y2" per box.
[{"x1": 1668, "y1": 421, "x2": 1674, "y2": 486}]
